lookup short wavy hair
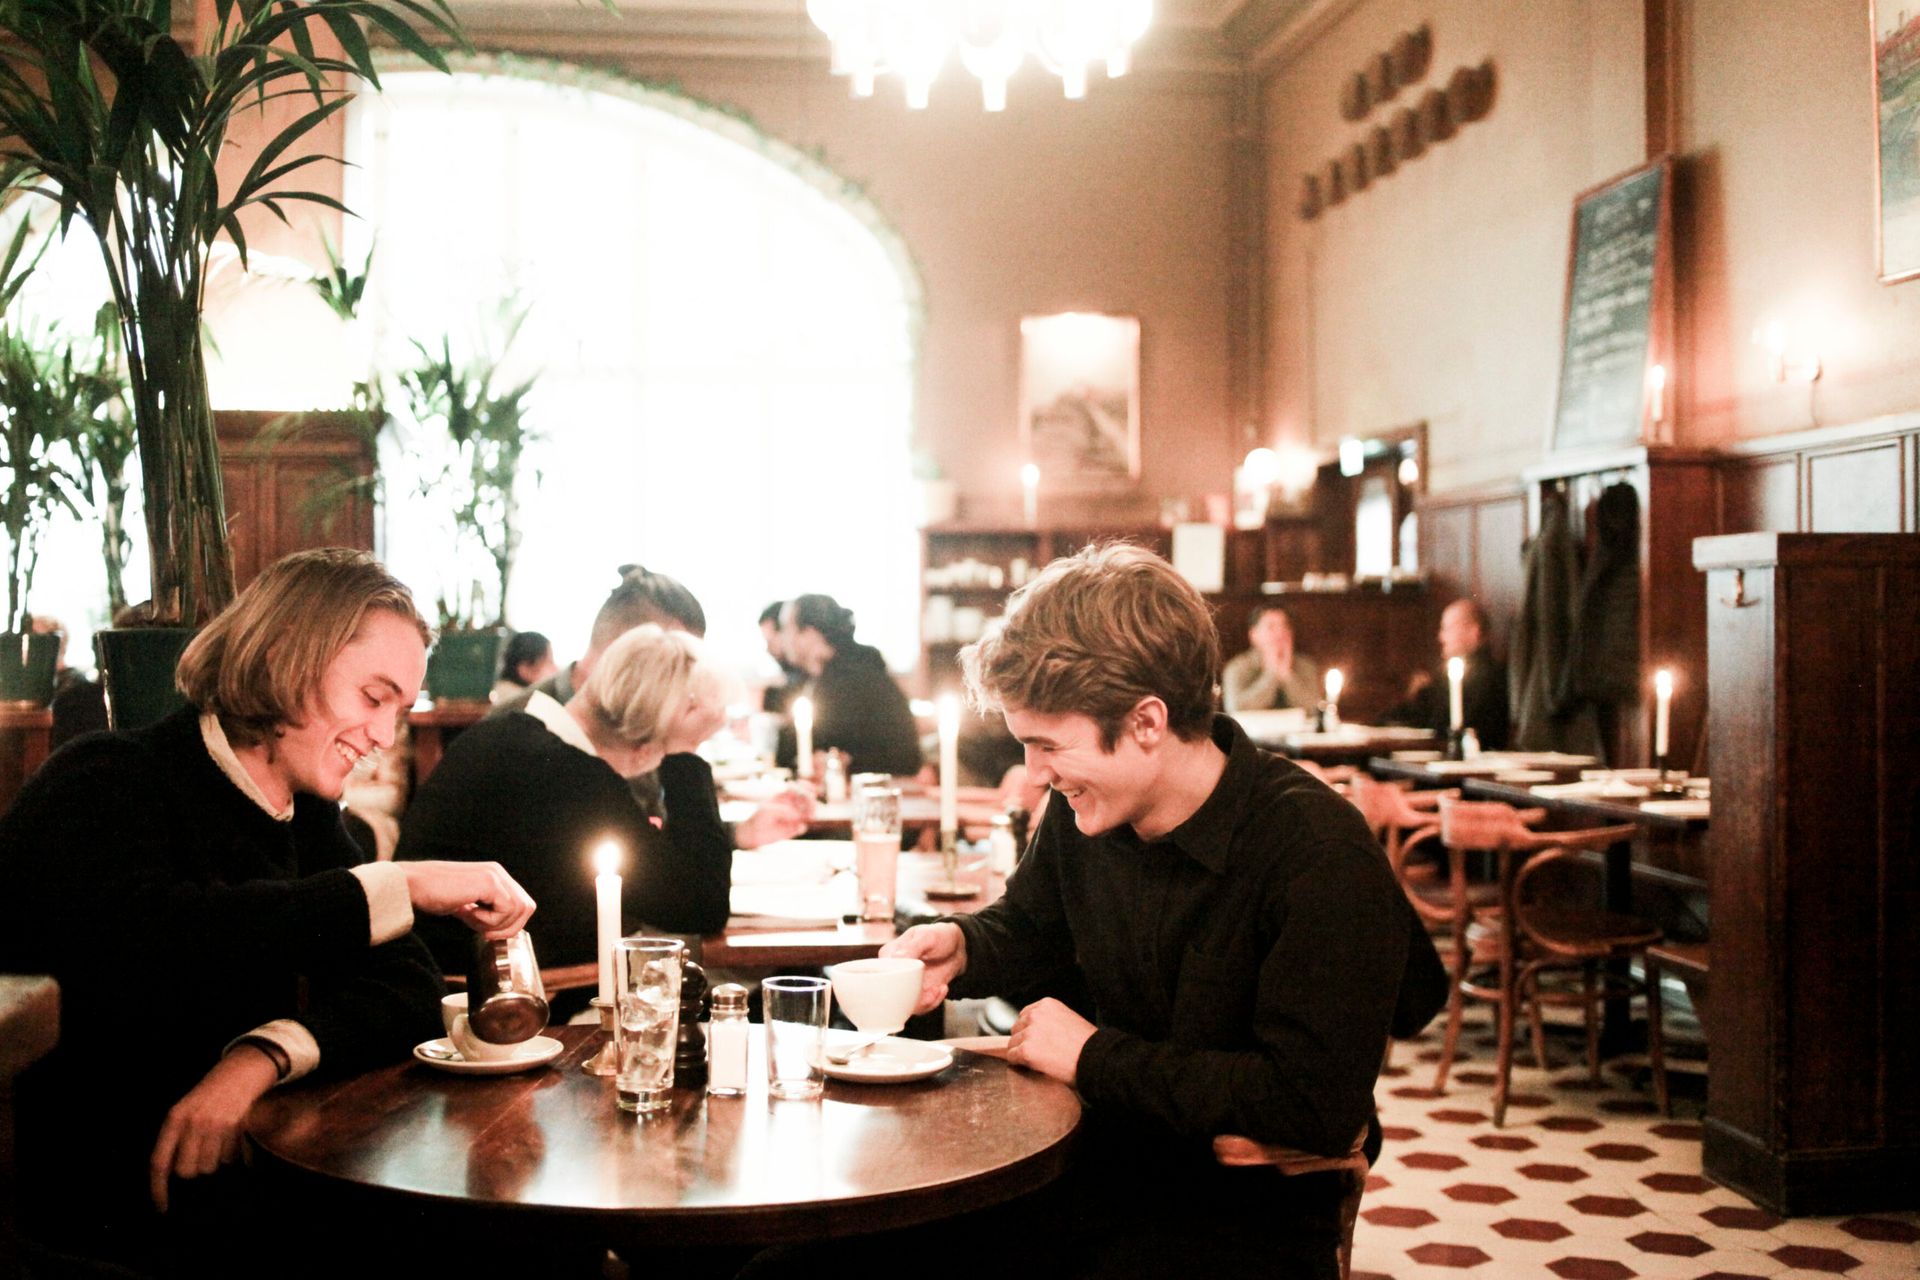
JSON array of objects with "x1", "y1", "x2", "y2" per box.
[
  {"x1": 960, "y1": 542, "x2": 1219, "y2": 749},
  {"x1": 575, "y1": 623, "x2": 726, "y2": 750},
  {"x1": 175, "y1": 549, "x2": 430, "y2": 748}
]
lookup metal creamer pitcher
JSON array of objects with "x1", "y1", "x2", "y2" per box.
[{"x1": 465, "y1": 931, "x2": 550, "y2": 1045}]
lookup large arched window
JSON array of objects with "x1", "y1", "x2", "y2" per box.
[{"x1": 346, "y1": 58, "x2": 923, "y2": 674}]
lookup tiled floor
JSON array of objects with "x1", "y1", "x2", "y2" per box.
[{"x1": 1356, "y1": 1015, "x2": 1920, "y2": 1279}]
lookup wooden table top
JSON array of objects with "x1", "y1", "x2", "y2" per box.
[
  {"x1": 1461, "y1": 777, "x2": 1709, "y2": 833},
  {"x1": 247, "y1": 1026, "x2": 1081, "y2": 1248},
  {"x1": 707, "y1": 851, "x2": 1003, "y2": 970},
  {"x1": 1366, "y1": 753, "x2": 1599, "y2": 787},
  {"x1": 1236, "y1": 720, "x2": 1439, "y2": 764}
]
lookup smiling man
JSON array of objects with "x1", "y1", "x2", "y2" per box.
[{"x1": 885, "y1": 543, "x2": 1444, "y2": 1278}]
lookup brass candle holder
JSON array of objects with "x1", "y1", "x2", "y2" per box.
[{"x1": 582, "y1": 996, "x2": 621, "y2": 1076}]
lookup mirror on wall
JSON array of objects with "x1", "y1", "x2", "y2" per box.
[{"x1": 1335, "y1": 422, "x2": 1426, "y2": 580}]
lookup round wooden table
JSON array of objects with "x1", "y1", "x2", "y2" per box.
[{"x1": 247, "y1": 1026, "x2": 1080, "y2": 1251}]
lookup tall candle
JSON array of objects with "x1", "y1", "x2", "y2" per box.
[
  {"x1": 1446, "y1": 656, "x2": 1465, "y2": 732},
  {"x1": 1324, "y1": 668, "x2": 1344, "y2": 708},
  {"x1": 1020, "y1": 463, "x2": 1040, "y2": 526},
  {"x1": 1648, "y1": 363, "x2": 1668, "y2": 425},
  {"x1": 793, "y1": 696, "x2": 814, "y2": 779},
  {"x1": 593, "y1": 840, "x2": 621, "y2": 1006},
  {"x1": 1653, "y1": 668, "x2": 1673, "y2": 761},
  {"x1": 937, "y1": 693, "x2": 960, "y2": 839}
]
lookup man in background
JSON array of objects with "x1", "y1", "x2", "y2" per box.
[
  {"x1": 1384, "y1": 597, "x2": 1511, "y2": 750},
  {"x1": 1220, "y1": 602, "x2": 1323, "y2": 712}
]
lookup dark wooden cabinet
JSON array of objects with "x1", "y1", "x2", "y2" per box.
[
  {"x1": 216, "y1": 411, "x2": 376, "y2": 590},
  {"x1": 1693, "y1": 532, "x2": 1920, "y2": 1214}
]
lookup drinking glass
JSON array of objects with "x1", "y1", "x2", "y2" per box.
[
  {"x1": 615, "y1": 938, "x2": 684, "y2": 1114},
  {"x1": 851, "y1": 784, "x2": 902, "y2": 923},
  {"x1": 763, "y1": 975, "x2": 831, "y2": 1100}
]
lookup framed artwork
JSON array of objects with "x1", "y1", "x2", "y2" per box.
[
  {"x1": 1019, "y1": 313, "x2": 1140, "y2": 488},
  {"x1": 1873, "y1": 2, "x2": 1920, "y2": 283}
]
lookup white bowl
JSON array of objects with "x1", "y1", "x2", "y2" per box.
[{"x1": 826, "y1": 958, "x2": 924, "y2": 1035}]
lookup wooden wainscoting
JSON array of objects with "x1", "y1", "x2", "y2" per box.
[
  {"x1": 1718, "y1": 414, "x2": 1919, "y2": 535},
  {"x1": 216, "y1": 411, "x2": 377, "y2": 591}
]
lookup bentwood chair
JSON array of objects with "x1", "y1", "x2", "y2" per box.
[
  {"x1": 1214, "y1": 1126, "x2": 1371, "y2": 1280},
  {"x1": 1433, "y1": 799, "x2": 1667, "y2": 1125}
]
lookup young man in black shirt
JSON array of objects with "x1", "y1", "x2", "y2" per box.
[{"x1": 885, "y1": 543, "x2": 1444, "y2": 1277}]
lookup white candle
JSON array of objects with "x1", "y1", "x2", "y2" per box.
[
  {"x1": 937, "y1": 693, "x2": 960, "y2": 839},
  {"x1": 1020, "y1": 462, "x2": 1040, "y2": 526},
  {"x1": 1446, "y1": 656, "x2": 1465, "y2": 732},
  {"x1": 593, "y1": 840, "x2": 621, "y2": 1006},
  {"x1": 1653, "y1": 668, "x2": 1673, "y2": 761},
  {"x1": 793, "y1": 696, "x2": 814, "y2": 779},
  {"x1": 1324, "y1": 668, "x2": 1344, "y2": 708},
  {"x1": 1647, "y1": 363, "x2": 1668, "y2": 425}
]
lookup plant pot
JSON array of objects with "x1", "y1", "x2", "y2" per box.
[
  {"x1": 0, "y1": 632, "x2": 59, "y2": 705},
  {"x1": 426, "y1": 629, "x2": 508, "y2": 704},
  {"x1": 94, "y1": 627, "x2": 196, "y2": 731}
]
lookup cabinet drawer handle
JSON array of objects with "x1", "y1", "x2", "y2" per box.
[{"x1": 1718, "y1": 569, "x2": 1758, "y2": 608}]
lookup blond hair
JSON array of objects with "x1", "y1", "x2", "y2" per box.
[
  {"x1": 175, "y1": 549, "x2": 430, "y2": 748},
  {"x1": 576, "y1": 623, "x2": 724, "y2": 749},
  {"x1": 960, "y1": 542, "x2": 1219, "y2": 748}
]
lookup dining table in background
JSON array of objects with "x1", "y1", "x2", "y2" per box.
[
  {"x1": 1229, "y1": 710, "x2": 1438, "y2": 766},
  {"x1": 246, "y1": 1026, "x2": 1080, "y2": 1258},
  {"x1": 403, "y1": 699, "x2": 490, "y2": 789}
]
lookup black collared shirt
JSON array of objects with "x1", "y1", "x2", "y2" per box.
[{"x1": 953, "y1": 715, "x2": 1441, "y2": 1159}]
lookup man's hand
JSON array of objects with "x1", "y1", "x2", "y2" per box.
[
  {"x1": 881, "y1": 922, "x2": 967, "y2": 1013},
  {"x1": 734, "y1": 789, "x2": 815, "y2": 849},
  {"x1": 149, "y1": 1045, "x2": 279, "y2": 1212},
  {"x1": 1007, "y1": 997, "x2": 1096, "y2": 1085},
  {"x1": 398, "y1": 860, "x2": 536, "y2": 938}
]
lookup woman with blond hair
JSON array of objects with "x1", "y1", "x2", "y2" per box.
[
  {"x1": 398, "y1": 623, "x2": 735, "y2": 985},
  {"x1": 0, "y1": 548, "x2": 536, "y2": 1275}
]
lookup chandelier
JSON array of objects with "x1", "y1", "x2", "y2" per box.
[{"x1": 805, "y1": 0, "x2": 1153, "y2": 111}]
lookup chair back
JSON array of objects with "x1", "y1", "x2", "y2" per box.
[{"x1": 1213, "y1": 1124, "x2": 1371, "y2": 1280}]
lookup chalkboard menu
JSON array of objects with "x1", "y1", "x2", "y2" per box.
[{"x1": 1551, "y1": 160, "x2": 1671, "y2": 453}]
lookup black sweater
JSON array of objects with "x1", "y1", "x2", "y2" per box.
[
  {"x1": 776, "y1": 642, "x2": 923, "y2": 776},
  {"x1": 0, "y1": 706, "x2": 444, "y2": 1244},
  {"x1": 395, "y1": 712, "x2": 733, "y2": 975}
]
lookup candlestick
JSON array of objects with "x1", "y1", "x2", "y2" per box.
[
  {"x1": 793, "y1": 696, "x2": 814, "y2": 779},
  {"x1": 1446, "y1": 656, "x2": 1465, "y2": 732},
  {"x1": 593, "y1": 840, "x2": 621, "y2": 1006},
  {"x1": 937, "y1": 693, "x2": 960, "y2": 841},
  {"x1": 1653, "y1": 668, "x2": 1673, "y2": 761},
  {"x1": 1020, "y1": 462, "x2": 1039, "y2": 526}
]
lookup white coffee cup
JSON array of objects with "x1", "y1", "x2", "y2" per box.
[
  {"x1": 440, "y1": 992, "x2": 518, "y2": 1062},
  {"x1": 826, "y1": 957, "x2": 924, "y2": 1035}
]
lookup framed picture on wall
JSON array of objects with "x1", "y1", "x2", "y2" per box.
[
  {"x1": 1872, "y1": 2, "x2": 1920, "y2": 283},
  {"x1": 1019, "y1": 313, "x2": 1141, "y2": 489}
]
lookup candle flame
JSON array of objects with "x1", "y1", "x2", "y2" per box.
[
  {"x1": 792, "y1": 696, "x2": 813, "y2": 727},
  {"x1": 1446, "y1": 656, "x2": 1465, "y2": 680},
  {"x1": 1654, "y1": 668, "x2": 1673, "y2": 697},
  {"x1": 1324, "y1": 668, "x2": 1344, "y2": 702},
  {"x1": 1019, "y1": 463, "x2": 1040, "y2": 489},
  {"x1": 593, "y1": 839, "x2": 622, "y2": 876}
]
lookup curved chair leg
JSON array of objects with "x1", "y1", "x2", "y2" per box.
[
  {"x1": 1582, "y1": 962, "x2": 1601, "y2": 1082},
  {"x1": 1526, "y1": 968, "x2": 1551, "y2": 1071},
  {"x1": 1492, "y1": 968, "x2": 1517, "y2": 1127},
  {"x1": 1645, "y1": 958, "x2": 1671, "y2": 1116},
  {"x1": 1433, "y1": 933, "x2": 1470, "y2": 1092}
]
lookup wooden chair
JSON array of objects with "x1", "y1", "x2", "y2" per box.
[
  {"x1": 1214, "y1": 1126, "x2": 1371, "y2": 1280},
  {"x1": 1643, "y1": 940, "x2": 1708, "y2": 1115},
  {"x1": 1348, "y1": 773, "x2": 1462, "y2": 922},
  {"x1": 1434, "y1": 799, "x2": 1666, "y2": 1125}
]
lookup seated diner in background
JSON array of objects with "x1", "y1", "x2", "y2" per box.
[
  {"x1": 776, "y1": 592, "x2": 922, "y2": 777},
  {"x1": 757, "y1": 598, "x2": 808, "y2": 715},
  {"x1": 489, "y1": 628, "x2": 559, "y2": 703},
  {"x1": 400, "y1": 624, "x2": 739, "y2": 985},
  {"x1": 492, "y1": 563, "x2": 707, "y2": 715},
  {"x1": 0, "y1": 549, "x2": 535, "y2": 1276},
  {"x1": 1220, "y1": 601, "x2": 1324, "y2": 712},
  {"x1": 1383, "y1": 597, "x2": 1512, "y2": 751},
  {"x1": 879, "y1": 543, "x2": 1446, "y2": 1279}
]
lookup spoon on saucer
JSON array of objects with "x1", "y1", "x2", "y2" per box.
[{"x1": 826, "y1": 1037, "x2": 880, "y2": 1065}]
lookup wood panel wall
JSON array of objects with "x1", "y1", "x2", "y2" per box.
[
  {"x1": 1417, "y1": 487, "x2": 1528, "y2": 651},
  {"x1": 1718, "y1": 415, "x2": 1920, "y2": 536},
  {"x1": 215, "y1": 412, "x2": 377, "y2": 590}
]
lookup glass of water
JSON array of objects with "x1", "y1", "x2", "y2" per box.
[
  {"x1": 615, "y1": 937, "x2": 684, "y2": 1114},
  {"x1": 763, "y1": 975, "x2": 831, "y2": 1100}
]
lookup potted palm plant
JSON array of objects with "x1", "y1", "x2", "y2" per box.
[
  {"x1": 66, "y1": 307, "x2": 138, "y2": 618},
  {"x1": 0, "y1": 0, "x2": 465, "y2": 721},
  {"x1": 0, "y1": 322, "x2": 92, "y2": 703},
  {"x1": 396, "y1": 308, "x2": 541, "y2": 701}
]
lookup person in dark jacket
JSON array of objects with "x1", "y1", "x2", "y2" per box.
[
  {"x1": 1384, "y1": 597, "x2": 1511, "y2": 750},
  {"x1": 399, "y1": 624, "x2": 735, "y2": 984},
  {"x1": 0, "y1": 550, "x2": 534, "y2": 1276},
  {"x1": 776, "y1": 593, "x2": 922, "y2": 776}
]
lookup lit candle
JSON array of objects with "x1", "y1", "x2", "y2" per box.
[
  {"x1": 1653, "y1": 668, "x2": 1673, "y2": 761},
  {"x1": 1020, "y1": 462, "x2": 1040, "y2": 526},
  {"x1": 593, "y1": 840, "x2": 621, "y2": 1006},
  {"x1": 793, "y1": 696, "x2": 814, "y2": 780},
  {"x1": 1446, "y1": 656, "x2": 1465, "y2": 732},
  {"x1": 1324, "y1": 667, "x2": 1344, "y2": 708},
  {"x1": 937, "y1": 693, "x2": 960, "y2": 840},
  {"x1": 1647, "y1": 364, "x2": 1667, "y2": 425}
]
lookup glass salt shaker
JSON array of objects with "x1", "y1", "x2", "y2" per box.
[{"x1": 707, "y1": 983, "x2": 750, "y2": 1097}]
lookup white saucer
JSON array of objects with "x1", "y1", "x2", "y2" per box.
[
  {"x1": 413, "y1": 1035, "x2": 564, "y2": 1075},
  {"x1": 821, "y1": 1032, "x2": 955, "y2": 1084},
  {"x1": 1640, "y1": 798, "x2": 1710, "y2": 819}
]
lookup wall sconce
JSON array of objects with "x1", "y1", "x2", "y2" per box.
[{"x1": 1754, "y1": 317, "x2": 1822, "y2": 384}]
